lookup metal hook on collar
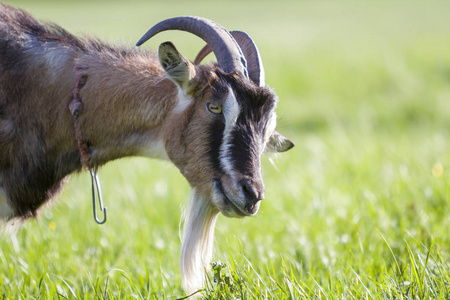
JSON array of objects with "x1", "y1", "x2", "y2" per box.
[{"x1": 90, "y1": 167, "x2": 107, "y2": 224}]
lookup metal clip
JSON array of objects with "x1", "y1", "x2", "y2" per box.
[{"x1": 90, "y1": 167, "x2": 107, "y2": 224}]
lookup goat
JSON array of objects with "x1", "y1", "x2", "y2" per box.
[{"x1": 0, "y1": 4, "x2": 294, "y2": 294}]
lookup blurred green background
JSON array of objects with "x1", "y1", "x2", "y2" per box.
[{"x1": 1, "y1": 0, "x2": 450, "y2": 298}]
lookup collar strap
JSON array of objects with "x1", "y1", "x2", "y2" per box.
[
  {"x1": 69, "y1": 74, "x2": 90, "y2": 168},
  {"x1": 69, "y1": 73, "x2": 107, "y2": 225}
]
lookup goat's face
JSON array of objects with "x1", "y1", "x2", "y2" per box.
[{"x1": 160, "y1": 42, "x2": 293, "y2": 218}]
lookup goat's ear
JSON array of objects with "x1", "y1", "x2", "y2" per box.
[
  {"x1": 265, "y1": 131, "x2": 294, "y2": 153},
  {"x1": 159, "y1": 42, "x2": 196, "y2": 92}
]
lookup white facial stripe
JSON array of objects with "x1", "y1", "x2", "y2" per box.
[
  {"x1": 219, "y1": 88, "x2": 240, "y2": 177},
  {"x1": 222, "y1": 88, "x2": 240, "y2": 137}
]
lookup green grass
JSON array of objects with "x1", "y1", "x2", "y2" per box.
[{"x1": 2, "y1": 0, "x2": 450, "y2": 298}]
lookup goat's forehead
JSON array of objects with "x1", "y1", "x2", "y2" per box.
[{"x1": 210, "y1": 75, "x2": 277, "y2": 118}]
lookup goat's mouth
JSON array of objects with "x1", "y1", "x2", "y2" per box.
[{"x1": 212, "y1": 179, "x2": 261, "y2": 218}]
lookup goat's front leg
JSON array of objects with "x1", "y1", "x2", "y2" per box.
[{"x1": 0, "y1": 181, "x2": 14, "y2": 222}]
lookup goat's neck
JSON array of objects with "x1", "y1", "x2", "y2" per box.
[{"x1": 74, "y1": 52, "x2": 177, "y2": 166}]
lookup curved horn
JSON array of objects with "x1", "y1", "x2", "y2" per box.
[
  {"x1": 136, "y1": 16, "x2": 248, "y2": 77},
  {"x1": 194, "y1": 31, "x2": 265, "y2": 87}
]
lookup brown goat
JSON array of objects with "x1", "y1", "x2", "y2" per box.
[{"x1": 0, "y1": 4, "x2": 293, "y2": 294}]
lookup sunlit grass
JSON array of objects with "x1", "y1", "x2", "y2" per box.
[{"x1": 1, "y1": 0, "x2": 450, "y2": 298}]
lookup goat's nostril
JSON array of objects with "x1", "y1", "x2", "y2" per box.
[
  {"x1": 240, "y1": 180, "x2": 263, "y2": 202},
  {"x1": 242, "y1": 183, "x2": 254, "y2": 200}
]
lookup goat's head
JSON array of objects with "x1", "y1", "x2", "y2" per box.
[
  {"x1": 137, "y1": 17, "x2": 294, "y2": 218},
  {"x1": 137, "y1": 16, "x2": 294, "y2": 294}
]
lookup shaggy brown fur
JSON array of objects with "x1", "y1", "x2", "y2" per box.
[
  {"x1": 0, "y1": 4, "x2": 293, "y2": 294},
  {"x1": 0, "y1": 4, "x2": 177, "y2": 217}
]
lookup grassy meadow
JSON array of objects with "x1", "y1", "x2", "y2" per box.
[{"x1": 2, "y1": 0, "x2": 450, "y2": 298}]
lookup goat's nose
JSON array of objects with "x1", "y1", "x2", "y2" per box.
[{"x1": 240, "y1": 179, "x2": 265, "y2": 202}]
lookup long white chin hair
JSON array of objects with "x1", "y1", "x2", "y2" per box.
[{"x1": 180, "y1": 190, "x2": 219, "y2": 296}]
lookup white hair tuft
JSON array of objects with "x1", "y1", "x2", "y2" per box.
[{"x1": 180, "y1": 190, "x2": 219, "y2": 296}]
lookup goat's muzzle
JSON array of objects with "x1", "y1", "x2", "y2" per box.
[
  {"x1": 213, "y1": 176, "x2": 265, "y2": 218},
  {"x1": 239, "y1": 178, "x2": 264, "y2": 214}
]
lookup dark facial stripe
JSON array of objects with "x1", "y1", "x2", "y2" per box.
[
  {"x1": 229, "y1": 120, "x2": 261, "y2": 176},
  {"x1": 225, "y1": 84, "x2": 274, "y2": 177},
  {"x1": 208, "y1": 118, "x2": 225, "y2": 176}
]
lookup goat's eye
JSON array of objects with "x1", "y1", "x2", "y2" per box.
[{"x1": 207, "y1": 102, "x2": 222, "y2": 114}]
